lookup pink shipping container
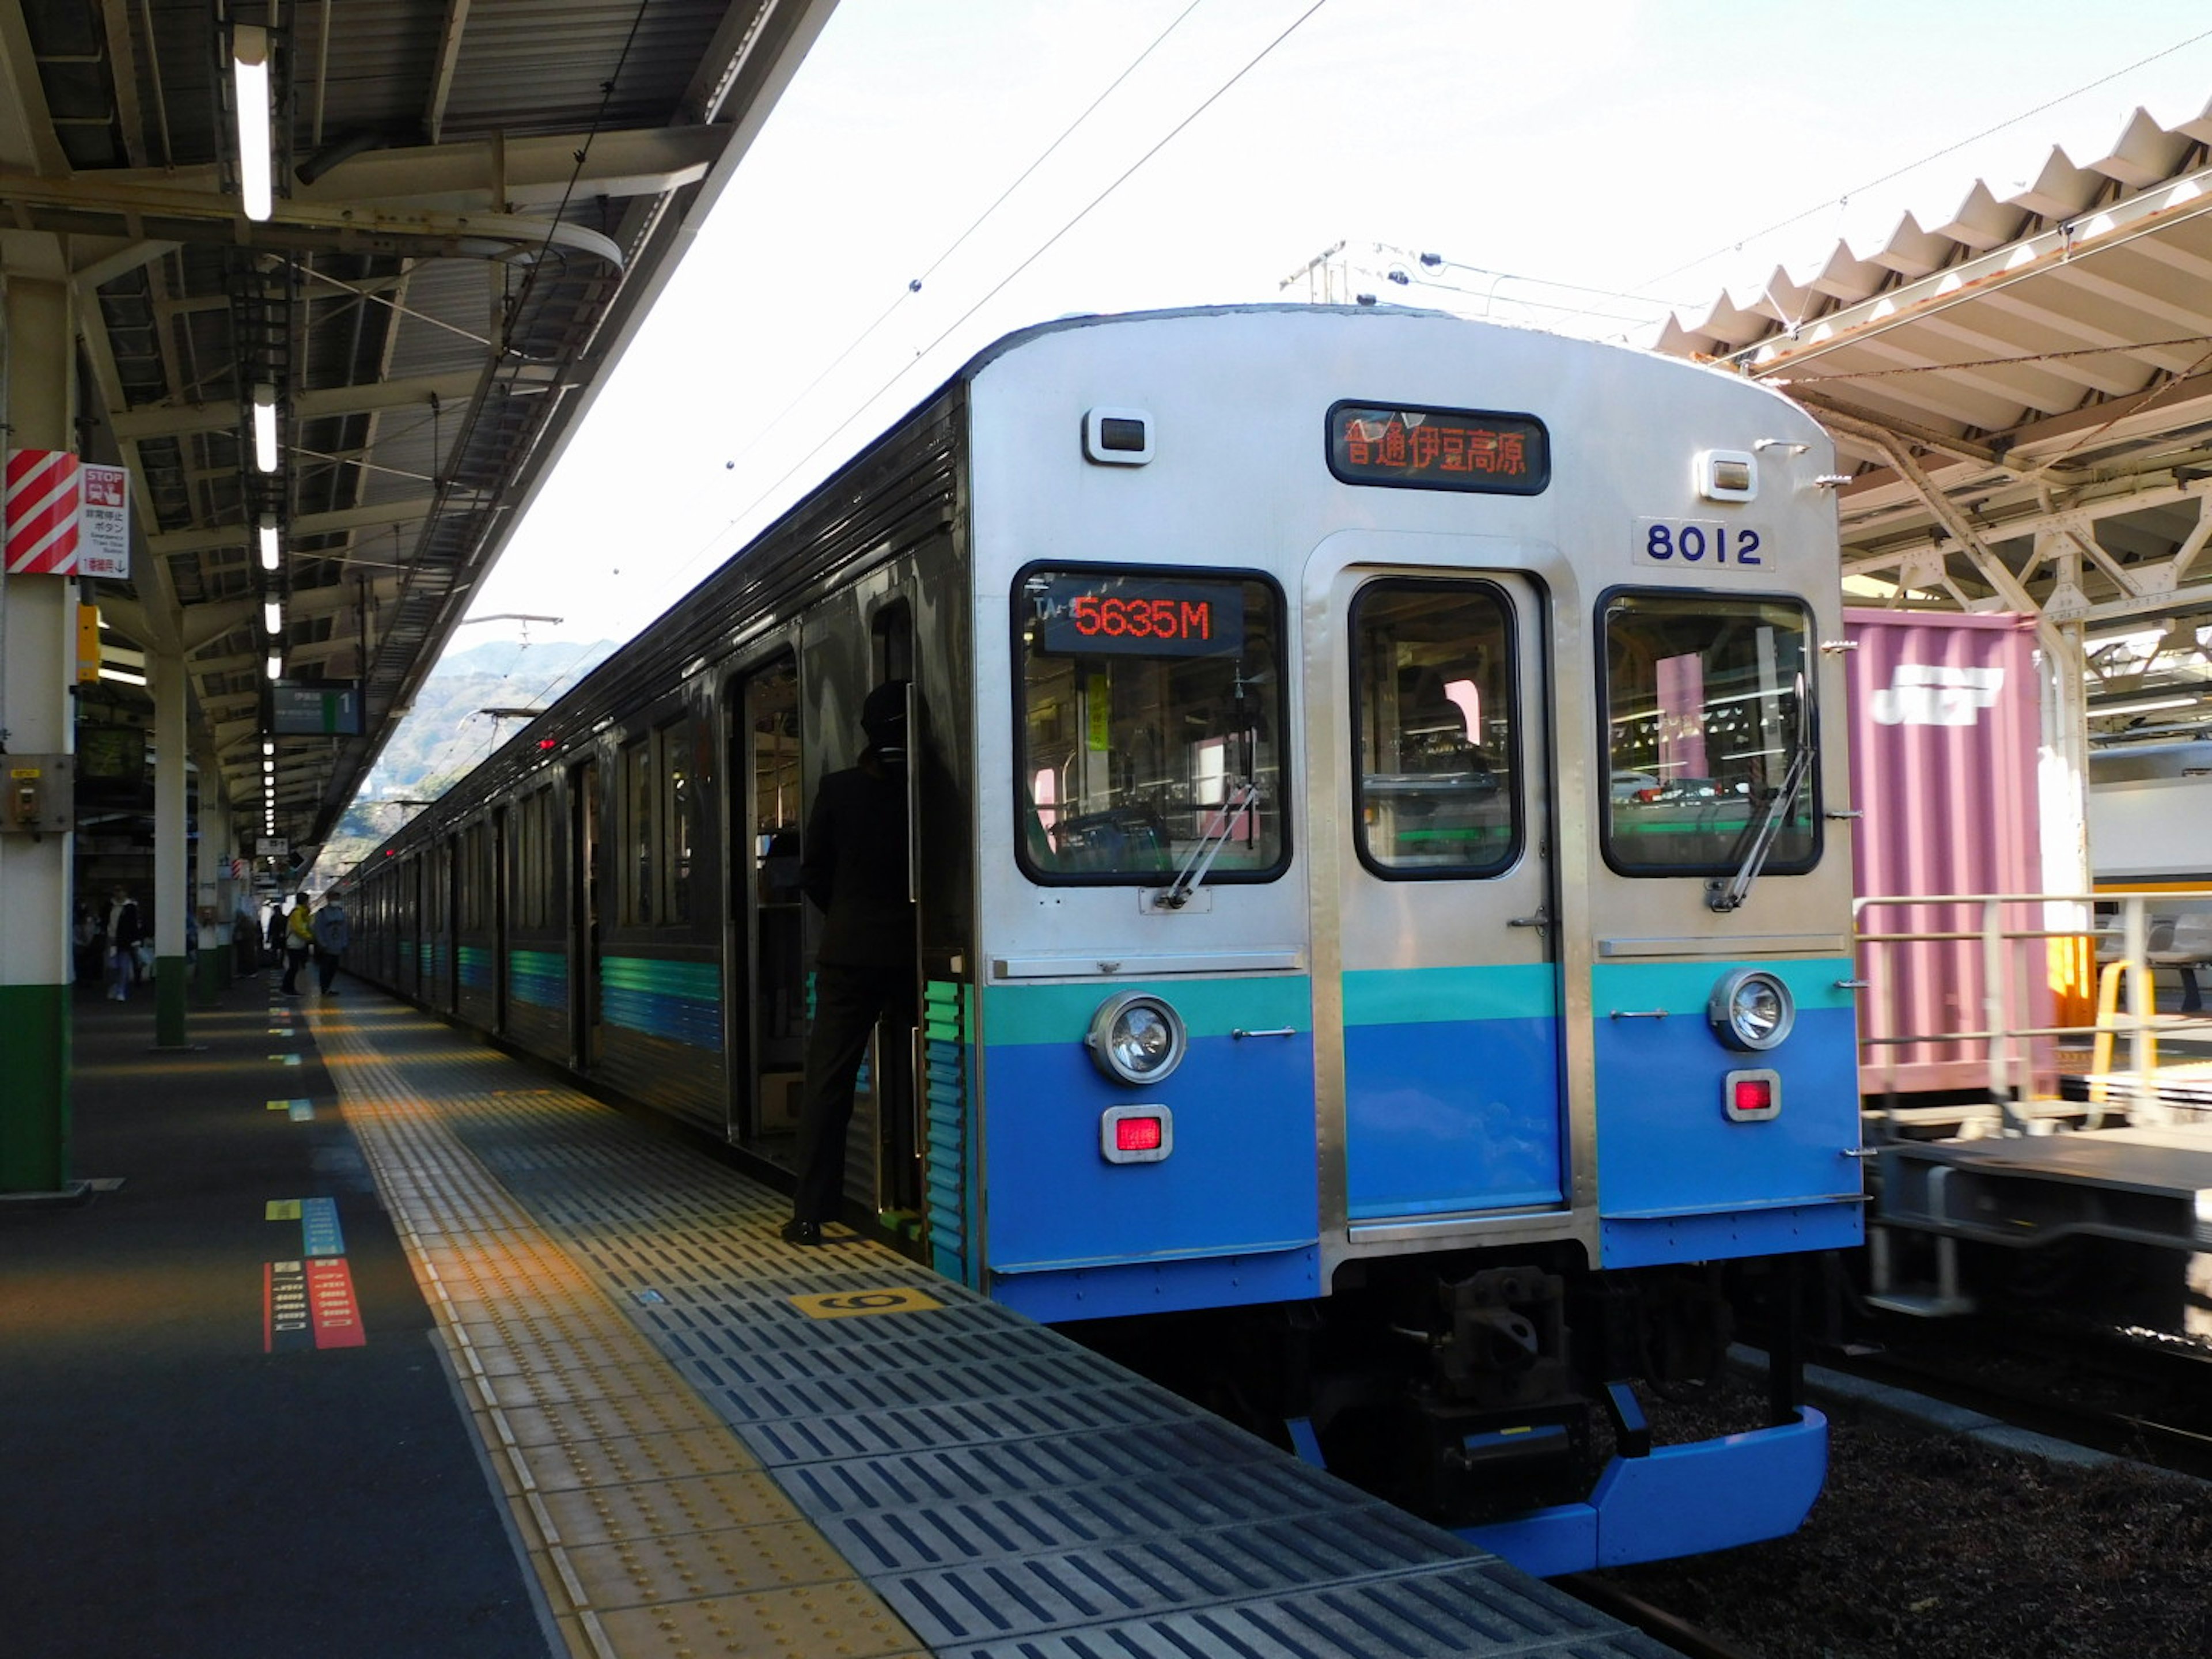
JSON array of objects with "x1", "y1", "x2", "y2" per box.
[{"x1": 1843, "y1": 609, "x2": 2051, "y2": 1100}]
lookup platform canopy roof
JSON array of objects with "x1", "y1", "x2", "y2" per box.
[
  {"x1": 1658, "y1": 97, "x2": 2212, "y2": 739},
  {"x1": 0, "y1": 0, "x2": 837, "y2": 857}
]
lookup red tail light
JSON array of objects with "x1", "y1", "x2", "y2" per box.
[{"x1": 1115, "y1": 1115, "x2": 1163, "y2": 1153}]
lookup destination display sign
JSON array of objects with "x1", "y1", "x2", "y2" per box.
[
  {"x1": 1032, "y1": 575, "x2": 1245, "y2": 657},
  {"x1": 1327, "y1": 402, "x2": 1549, "y2": 495}
]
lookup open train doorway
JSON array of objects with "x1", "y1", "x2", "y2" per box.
[
  {"x1": 728, "y1": 655, "x2": 806, "y2": 1153},
  {"x1": 870, "y1": 600, "x2": 923, "y2": 1225}
]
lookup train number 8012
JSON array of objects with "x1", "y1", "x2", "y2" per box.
[{"x1": 1634, "y1": 517, "x2": 1767, "y2": 570}]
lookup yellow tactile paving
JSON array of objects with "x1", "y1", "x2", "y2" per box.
[
  {"x1": 516, "y1": 1427, "x2": 759, "y2": 1494},
  {"x1": 594, "y1": 1582, "x2": 925, "y2": 1659},
  {"x1": 536, "y1": 1469, "x2": 805, "y2": 1547},
  {"x1": 567, "y1": 1518, "x2": 864, "y2": 1610},
  {"x1": 306, "y1": 1002, "x2": 928, "y2": 1659}
]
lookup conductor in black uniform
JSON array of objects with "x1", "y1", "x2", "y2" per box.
[{"x1": 783, "y1": 681, "x2": 916, "y2": 1245}]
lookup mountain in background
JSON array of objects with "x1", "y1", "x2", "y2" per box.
[{"x1": 321, "y1": 637, "x2": 616, "y2": 874}]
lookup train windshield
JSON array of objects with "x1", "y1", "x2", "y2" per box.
[
  {"x1": 1600, "y1": 592, "x2": 1819, "y2": 876},
  {"x1": 1015, "y1": 568, "x2": 1287, "y2": 884}
]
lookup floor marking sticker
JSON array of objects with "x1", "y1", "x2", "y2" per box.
[
  {"x1": 264, "y1": 1258, "x2": 365, "y2": 1352},
  {"x1": 300, "y1": 1196, "x2": 344, "y2": 1257},
  {"x1": 266, "y1": 1199, "x2": 302, "y2": 1221},
  {"x1": 269, "y1": 1054, "x2": 302, "y2": 1065},
  {"x1": 265, "y1": 1097, "x2": 313, "y2": 1116},
  {"x1": 789, "y1": 1287, "x2": 945, "y2": 1320}
]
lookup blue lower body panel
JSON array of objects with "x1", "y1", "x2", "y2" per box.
[{"x1": 1461, "y1": 1407, "x2": 1829, "y2": 1575}]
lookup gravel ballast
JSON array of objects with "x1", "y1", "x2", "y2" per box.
[{"x1": 1592, "y1": 1381, "x2": 2212, "y2": 1658}]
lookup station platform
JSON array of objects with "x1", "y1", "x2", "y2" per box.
[{"x1": 2, "y1": 974, "x2": 1682, "y2": 1659}]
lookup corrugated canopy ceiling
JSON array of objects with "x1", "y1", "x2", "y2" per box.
[
  {"x1": 1, "y1": 0, "x2": 837, "y2": 853},
  {"x1": 1659, "y1": 97, "x2": 2212, "y2": 736}
]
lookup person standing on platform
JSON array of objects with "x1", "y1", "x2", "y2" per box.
[
  {"x1": 265, "y1": 900, "x2": 286, "y2": 971},
  {"x1": 782, "y1": 681, "x2": 916, "y2": 1247},
  {"x1": 106, "y1": 887, "x2": 145, "y2": 1002},
  {"x1": 312, "y1": 893, "x2": 350, "y2": 994},
  {"x1": 234, "y1": 892, "x2": 261, "y2": 977},
  {"x1": 73, "y1": 906, "x2": 99, "y2": 982},
  {"x1": 279, "y1": 891, "x2": 314, "y2": 997}
]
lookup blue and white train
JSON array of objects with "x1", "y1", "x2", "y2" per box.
[{"x1": 347, "y1": 306, "x2": 1863, "y2": 1573}]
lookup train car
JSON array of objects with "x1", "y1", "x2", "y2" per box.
[
  {"x1": 2090, "y1": 736, "x2": 2212, "y2": 1007},
  {"x1": 346, "y1": 305, "x2": 1863, "y2": 1574}
]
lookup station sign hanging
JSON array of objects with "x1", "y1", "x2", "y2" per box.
[{"x1": 270, "y1": 681, "x2": 363, "y2": 736}]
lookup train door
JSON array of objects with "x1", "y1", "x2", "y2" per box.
[
  {"x1": 571, "y1": 760, "x2": 602, "y2": 1069},
  {"x1": 726, "y1": 655, "x2": 805, "y2": 1147},
  {"x1": 870, "y1": 601, "x2": 923, "y2": 1222},
  {"x1": 492, "y1": 804, "x2": 509, "y2": 1033},
  {"x1": 1314, "y1": 555, "x2": 1566, "y2": 1230}
]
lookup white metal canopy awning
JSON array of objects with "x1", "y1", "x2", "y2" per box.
[{"x1": 1658, "y1": 98, "x2": 2212, "y2": 735}]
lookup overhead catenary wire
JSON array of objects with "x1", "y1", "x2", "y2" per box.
[
  {"x1": 665, "y1": 0, "x2": 1334, "y2": 622},
  {"x1": 1781, "y1": 332, "x2": 2212, "y2": 382},
  {"x1": 1580, "y1": 22, "x2": 2212, "y2": 318},
  {"x1": 709, "y1": 0, "x2": 1211, "y2": 492}
]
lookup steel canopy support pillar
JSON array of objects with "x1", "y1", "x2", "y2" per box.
[
  {"x1": 151, "y1": 644, "x2": 188, "y2": 1046},
  {"x1": 2039, "y1": 613, "x2": 2096, "y2": 1027},
  {"x1": 0, "y1": 271, "x2": 78, "y2": 1195},
  {"x1": 195, "y1": 777, "x2": 226, "y2": 1001}
]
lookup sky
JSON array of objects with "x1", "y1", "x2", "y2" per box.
[{"x1": 431, "y1": 0, "x2": 2212, "y2": 774}]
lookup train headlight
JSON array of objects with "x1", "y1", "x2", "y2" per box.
[
  {"x1": 1709, "y1": 968, "x2": 1794, "y2": 1052},
  {"x1": 1087, "y1": 992, "x2": 1187, "y2": 1085}
]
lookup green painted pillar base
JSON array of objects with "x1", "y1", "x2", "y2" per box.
[
  {"x1": 0, "y1": 982, "x2": 70, "y2": 1192},
  {"x1": 155, "y1": 955, "x2": 189, "y2": 1047}
]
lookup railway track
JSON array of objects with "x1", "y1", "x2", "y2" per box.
[
  {"x1": 1831, "y1": 1313, "x2": 2212, "y2": 1483},
  {"x1": 1560, "y1": 1575, "x2": 1771, "y2": 1659}
]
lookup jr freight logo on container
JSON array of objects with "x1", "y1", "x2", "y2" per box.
[{"x1": 1870, "y1": 665, "x2": 2005, "y2": 727}]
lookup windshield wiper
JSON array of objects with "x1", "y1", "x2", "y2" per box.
[
  {"x1": 1706, "y1": 673, "x2": 1812, "y2": 914},
  {"x1": 1158, "y1": 782, "x2": 1259, "y2": 910}
]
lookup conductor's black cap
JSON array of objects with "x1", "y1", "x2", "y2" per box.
[{"x1": 861, "y1": 680, "x2": 908, "y2": 745}]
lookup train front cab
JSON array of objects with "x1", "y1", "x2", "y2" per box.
[{"x1": 957, "y1": 310, "x2": 1863, "y2": 1575}]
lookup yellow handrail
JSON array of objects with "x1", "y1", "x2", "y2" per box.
[{"x1": 2089, "y1": 958, "x2": 2158, "y2": 1109}]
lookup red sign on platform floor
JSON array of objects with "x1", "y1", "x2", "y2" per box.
[{"x1": 264, "y1": 1258, "x2": 366, "y2": 1351}]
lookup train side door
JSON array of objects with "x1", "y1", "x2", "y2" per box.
[
  {"x1": 1315, "y1": 559, "x2": 1566, "y2": 1229},
  {"x1": 870, "y1": 601, "x2": 922, "y2": 1222},
  {"x1": 572, "y1": 760, "x2": 602, "y2": 1069},
  {"x1": 726, "y1": 656, "x2": 806, "y2": 1147},
  {"x1": 492, "y1": 804, "x2": 509, "y2": 1033}
]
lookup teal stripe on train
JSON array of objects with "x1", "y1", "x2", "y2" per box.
[
  {"x1": 457, "y1": 944, "x2": 494, "y2": 991},
  {"x1": 923, "y1": 979, "x2": 978, "y2": 1287},
  {"x1": 1589, "y1": 957, "x2": 1859, "y2": 1016},
  {"x1": 1343, "y1": 963, "x2": 1556, "y2": 1025},
  {"x1": 979, "y1": 975, "x2": 1309, "y2": 1047},
  {"x1": 510, "y1": 949, "x2": 568, "y2": 1012},
  {"x1": 601, "y1": 955, "x2": 722, "y2": 1050}
]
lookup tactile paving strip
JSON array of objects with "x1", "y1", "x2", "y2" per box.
[
  {"x1": 310, "y1": 1002, "x2": 926, "y2": 1659},
  {"x1": 312, "y1": 994, "x2": 1676, "y2": 1659}
]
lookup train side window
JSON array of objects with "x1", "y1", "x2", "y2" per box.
[
  {"x1": 519, "y1": 787, "x2": 544, "y2": 929},
  {"x1": 660, "y1": 717, "x2": 694, "y2": 924},
  {"x1": 872, "y1": 600, "x2": 914, "y2": 683},
  {"x1": 1014, "y1": 565, "x2": 1289, "y2": 885},
  {"x1": 1599, "y1": 590, "x2": 1819, "y2": 877},
  {"x1": 1350, "y1": 581, "x2": 1520, "y2": 877},
  {"x1": 622, "y1": 735, "x2": 654, "y2": 925}
]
